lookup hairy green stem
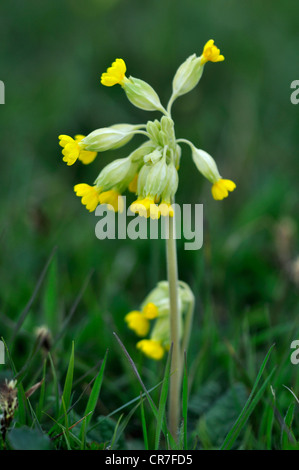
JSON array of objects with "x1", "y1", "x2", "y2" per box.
[{"x1": 166, "y1": 208, "x2": 181, "y2": 438}]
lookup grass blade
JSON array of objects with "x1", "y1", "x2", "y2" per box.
[
  {"x1": 140, "y1": 393, "x2": 149, "y2": 450},
  {"x1": 59, "y1": 341, "x2": 75, "y2": 417},
  {"x1": 155, "y1": 344, "x2": 172, "y2": 450},
  {"x1": 220, "y1": 344, "x2": 275, "y2": 450},
  {"x1": 79, "y1": 349, "x2": 108, "y2": 439}
]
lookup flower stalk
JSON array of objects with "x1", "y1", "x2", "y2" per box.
[{"x1": 165, "y1": 204, "x2": 181, "y2": 437}]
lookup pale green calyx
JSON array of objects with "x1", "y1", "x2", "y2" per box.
[
  {"x1": 144, "y1": 154, "x2": 168, "y2": 199},
  {"x1": 95, "y1": 156, "x2": 138, "y2": 191},
  {"x1": 190, "y1": 145, "x2": 221, "y2": 183},
  {"x1": 172, "y1": 53, "x2": 204, "y2": 99},
  {"x1": 160, "y1": 162, "x2": 178, "y2": 203},
  {"x1": 82, "y1": 124, "x2": 143, "y2": 152},
  {"x1": 122, "y1": 76, "x2": 167, "y2": 113}
]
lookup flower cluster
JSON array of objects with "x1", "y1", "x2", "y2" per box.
[
  {"x1": 125, "y1": 281, "x2": 193, "y2": 360},
  {"x1": 58, "y1": 40, "x2": 236, "y2": 217}
]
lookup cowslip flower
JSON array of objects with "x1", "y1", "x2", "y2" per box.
[
  {"x1": 125, "y1": 311, "x2": 150, "y2": 337},
  {"x1": 74, "y1": 184, "x2": 100, "y2": 212},
  {"x1": 137, "y1": 339, "x2": 165, "y2": 360},
  {"x1": 101, "y1": 58, "x2": 127, "y2": 86},
  {"x1": 200, "y1": 39, "x2": 225, "y2": 65},
  {"x1": 101, "y1": 58, "x2": 166, "y2": 113},
  {"x1": 125, "y1": 281, "x2": 193, "y2": 360},
  {"x1": 125, "y1": 302, "x2": 159, "y2": 337},
  {"x1": 59, "y1": 135, "x2": 97, "y2": 166},
  {"x1": 74, "y1": 184, "x2": 123, "y2": 213},
  {"x1": 186, "y1": 144, "x2": 236, "y2": 201},
  {"x1": 168, "y1": 40, "x2": 224, "y2": 112},
  {"x1": 211, "y1": 179, "x2": 236, "y2": 200},
  {"x1": 98, "y1": 189, "x2": 124, "y2": 212}
]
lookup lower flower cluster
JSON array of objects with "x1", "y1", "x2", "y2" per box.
[{"x1": 125, "y1": 281, "x2": 193, "y2": 360}]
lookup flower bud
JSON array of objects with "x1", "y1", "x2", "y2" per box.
[
  {"x1": 172, "y1": 54, "x2": 203, "y2": 99},
  {"x1": 143, "y1": 149, "x2": 163, "y2": 164},
  {"x1": 146, "y1": 117, "x2": 176, "y2": 149},
  {"x1": 82, "y1": 124, "x2": 141, "y2": 152},
  {"x1": 129, "y1": 141, "x2": 156, "y2": 164},
  {"x1": 123, "y1": 77, "x2": 166, "y2": 113}
]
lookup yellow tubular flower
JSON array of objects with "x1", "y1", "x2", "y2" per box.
[
  {"x1": 98, "y1": 190, "x2": 124, "y2": 212},
  {"x1": 158, "y1": 202, "x2": 174, "y2": 217},
  {"x1": 137, "y1": 339, "x2": 165, "y2": 360},
  {"x1": 128, "y1": 174, "x2": 138, "y2": 193},
  {"x1": 125, "y1": 311, "x2": 150, "y2": 337},
  {"x1": 59, "y1": 135, "x2": 81, "y2": 165},
  {"x1": 74, "y1": 135, "x2": 97, "y2": 164},
  {"x1": 211, "y1": 179, "x2": 236, "y2": 200},
  {"x1": 101, "y1": 58, "x2": 127, "y2": 87},
  {"x1": 142, "y1": 302, "x2": 158, "y2": 320},
  {"x1": 200, "y1": 40, "x2": 225, "y2": 65},
  {"x1": 74, "y1": 184, "x2": 100, "y2": 212},
  {"x1": 59, "y1": 135, "x2": 97, "y2": 165},
  {"x1": 130, "y1": 198, "x2": 154, "y2": 218}
]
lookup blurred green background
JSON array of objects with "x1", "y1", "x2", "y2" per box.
[{"x1": 1, "y1": 0, "x2": 299, "y2": 449}]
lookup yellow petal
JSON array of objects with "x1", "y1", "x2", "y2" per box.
[
  {"x1": 128, "y1": 174, "x2": 138, "y2": 193},
  {"x1": 142, "y1": 303, "x2": 158, "y2": 320},
  {"x1": 212, "y1": 179, "x2": 236, "y2": 200},
  {"x1": 74, "y1": 184, "x2": 99, "y2": 212},
  {"x1": 101, "y1": 58, "x2": 127, "y2": 86},
  {"x1": 136, "y1": 340, "x2": 165, "y2": 360},
  {"x1": 125, "y1": 311, "x2": 150, "y2": 337},
  {"x1": 201, "y1": 39, "x2": 225, "y2": 65},
  {"x1": 78, "y1": 150, "x2": 97, "y2": 165}
]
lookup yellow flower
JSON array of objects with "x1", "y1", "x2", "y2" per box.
[
  {"x1": 59, "y1": 134, "x2": 97, "y2": 165},
  {"x1": 74, "y1": 135, "x2": 97, "y2": 164},
  {"x1": 142, "y1": 302, "x2": 158, "y2": 320},
  {"x1": 98, "y1": 190, "x2": 124, "y2": 212},
  {"x1": 211, "y1": 179, "x2": 236, "y2": 200},
  {"x1": 128, "y1": 174, "x2": 138, "y2": 193},
  {"x1": 101, "y1": 58, "x2": 127, "y2": 87},
  {"x1": 74, "y1": 184, "x2": 100, "y2": 212},
  {"x1": 130, "y1": 198, "x2": 174, "y2": 220},
  {"x1": 158, "y1": 202, "x2": 174, "y2": 217},
  {"x1": 137, "y1": 339, "x2": 165, "y2": 360},
  {"x1": 200, "y1": 39, "x2": 225, "y2": 65},
  {"x1": 125, "y1": 311, "x2": 150, "y2": 337},
  {"x1": 130, "y1": 197, "x2": 154, "y2": 218}
]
